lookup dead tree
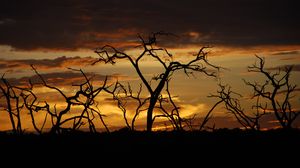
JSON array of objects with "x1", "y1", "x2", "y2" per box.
[
  {"x1": 211, "y1": 55, "x2": 299, "y2": 130},
  {"x1": 110, "y1": 77, "x2": 184, "y2": 131},
  {"x1": 21, "y1": 82, "x2": 49, "y2": 134},
  {"x1": 154, "y1": 78, "x2": 183, "y2": 131},
  {"x1": 107, "y1": 81, "x2": 149, "y2": 131},
  {"x1": 245, "y1": 55, "x2": 299, "y2": 129},
  {"x1": 26, "y1": 65, "x2": 110, "y2": 134},
  {"x1": 0, "y1": 74, "x2": 24, "y2": 134},
  {"x1": 199, "y1": 99, "x2": 223, "y2": 131},
  {"x1": 210, "y1": 84, "x2": 267, "y2": 130},
  {"x1": 93, "y1": 32, "x2": 219, "y2": 132}
]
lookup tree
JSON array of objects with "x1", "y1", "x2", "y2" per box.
[
  {"x1": 245, "y1": 56, "x2": 299, "y2": 129},
  {"x1": 154, "y1": 79, "x2": 183, "y2": 131},
  {"x1": 211, "y1": 84, "x2": 268, "y2": 130},
  {"x1": 109, "y1": 78, "x2": 184, "y2": 131},
  {"x1": 0, "y1": 74, "x2": 24, "y2": 134},
  {"x1": 93, "y1": 32, "x2": 219, "y2": 132},
  {"x1": 107, "y1": 81, "x2": 149, "y2": 131},
  {"x1": 22, "y1": 65, "x2": 110, "y2": 134},
  {"x1": 212, "y1": 56, "x2": 299, "y2": 130}
]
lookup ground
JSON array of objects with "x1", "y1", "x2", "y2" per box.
[{"x1": 1, "y1": 129, "x2": 299, "y2": 166}]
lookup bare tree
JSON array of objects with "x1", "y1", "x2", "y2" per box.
[
  {"x1": 109, "y1": 77, "x2": 184, "y2": 131},
  {"x1": 154, "y1": 78, "x2": 183, "y2": 131},
  {"x1": 245, "y1": 55, "x2": 299, "y2": 129},
  {"x1": 0, "y1": 74, "x2": 24, "y2": 134},
  {"x1": 199, "y1": 99, "x2": 223, "y2": 131},
  {"x1": 211, "y1": 55, "x2": 299, "y2": 130},
  {"x1": 24, "y1": 65, "x2": 111, "y2": 134},
  {"x1": 210, "y1": 84, "x2": 268, "y2": 130},
  {"x1": 93, "y1": 32, "x2": 219, "y2": 132},
  {"x1": 108, "y1": 81, "x2": 149, "y2": 131},
  {"x1": 21, "y1": 82, "x2": 49, "y2": 134}
]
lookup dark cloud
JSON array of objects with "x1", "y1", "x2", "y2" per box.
[
  {"x1": 277, "y1": 88, "x2": 300, "y2": 95},
  {"x1": 5, "y1": 71, "x2": 118, "y2": 87},
  {"x1": 280, "y1": 57, "x2": 300, "y2": 61},
  {"x1": 272, "y1": 51, "x2": 300, "y2": 56},
  {"x1": 290, "y1": 65, "x2": 300, "y2": 71},
  {"x1": 267, "y1": 64, "x2": 300, "y2": 71},
  {"x1": 0, "y1": 0, "x2": 299, "y2": 50},
  {"x1": 0, "y1": 56, "x2": 97, "y2": 71}
]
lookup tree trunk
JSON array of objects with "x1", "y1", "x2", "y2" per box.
[
  {"x1": 5, "y1": 95, "x2": 16, "y2": 134},
  {"x1": 146, "y1": 98, "x2": 156, "y2": 132},
  {"x1": 146, "y1": 70, "x2": 170, "y2": 132}
]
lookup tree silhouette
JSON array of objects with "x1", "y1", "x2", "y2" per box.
[
  {"x1": 154, "y1": 79, "x2": 183, "y2": 131},
  {"x1": 108, "y1": 81, "x2": 149, "y2": 131},
  {"x1": 107, "y1": 78, "x2": 183, "y2": 131},
  {"x1": 22, "y1": 65, "x2": 111, "y2": 134},
  {"x1": 212, "y1": 56, "x2": 299, "y2": 130},
  {"x1": 199, "y1": 99, "x2": 222, "y2": 131},
  {"x1": 211, "y1": 84, "x2": 267, "y2": 130},
  {"x1": 93, "y1": 32, "x2": 219, "y2": 132},
  {"x1": 245, "y1": 56, "x2": 299, "y2": 129},
  {"x1": 0, "y1": 74, "x2": 24, "y2": 134}
]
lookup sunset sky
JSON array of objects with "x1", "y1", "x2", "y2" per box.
[{"x1": 0, "y1": 0, "x2": 300, "y2": 131}]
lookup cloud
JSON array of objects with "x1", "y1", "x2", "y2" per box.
[
  {"x1": 290, "y1": 65, "x2": 300, "y2": 71},
  {"x1": 0, "y1": 18, "x2": 16, "y2": 25},
  {"x1": 0, "y1": 0, "x2": 299, "y2": 50},
  {"x1": 5, "y1": 71, "x2": 125, "y2": 87},
  {"x1": 0, "y1": 56, "x2": 97, "y2": 71},
  {"x1": 280, "y1": 57, "x2": 300, "y2": 61},
  {"x1": 277, "y1": 88, "x2": 300, "y2": 95},
  {"x1": 271, "y1": 51, "x2": 300, "y2": 56},
  {"x1": 267, "y1": 64, "x2": 300, "y2": 72}
]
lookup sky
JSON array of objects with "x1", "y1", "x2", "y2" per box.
[{"x1": 0, "y1": 0, "x2": 300, "y2": 132}]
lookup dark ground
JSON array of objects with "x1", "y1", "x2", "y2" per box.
[{"x1": 1, "y1": 129, "x2": 299, "y2": 166}]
